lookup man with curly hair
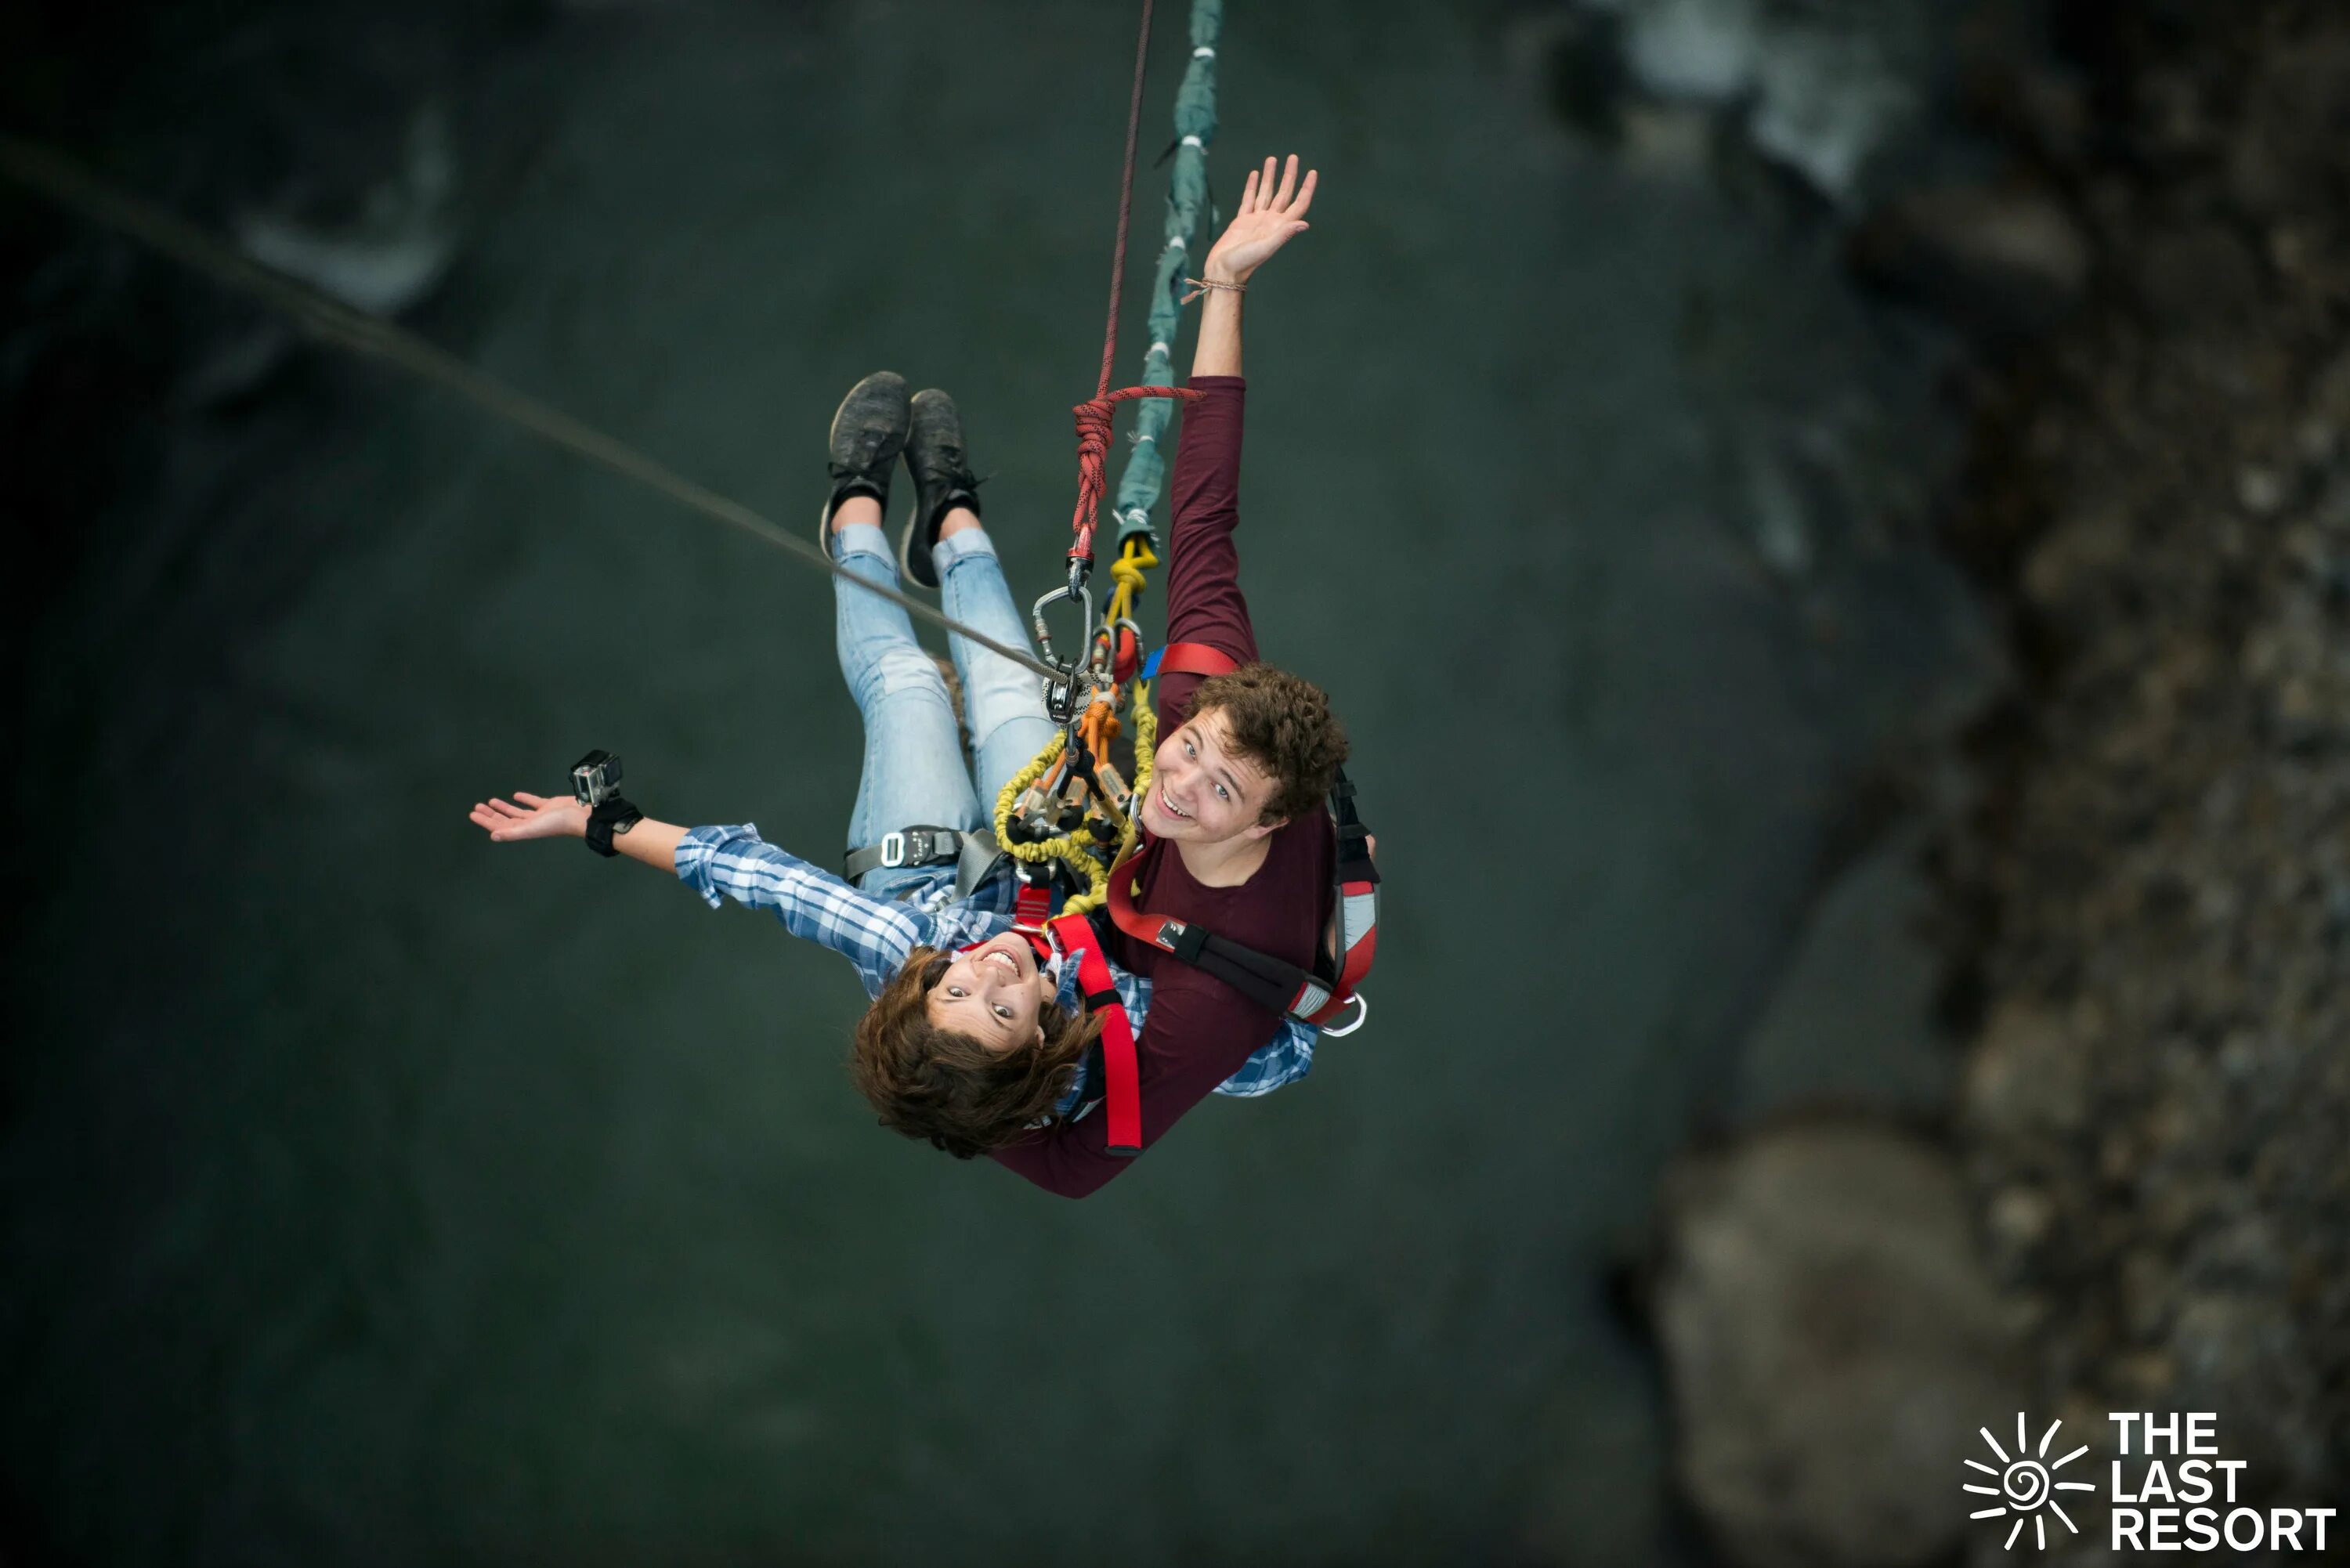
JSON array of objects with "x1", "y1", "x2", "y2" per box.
[{"x1": 983, "y1": 154, "x2": 1354, "y2": 1198}]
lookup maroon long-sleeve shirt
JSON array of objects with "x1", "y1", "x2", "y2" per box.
[{"x1": 992, "y1": 376, "x2": 1334, "y2": 1198}]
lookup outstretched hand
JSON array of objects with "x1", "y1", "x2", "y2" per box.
[
  {"x1": 468, "y1": 790, "x2": 586, "y2": 844},
  {"x1": 1202, "y1": 154, "x2": 1317, "y2": 284}
]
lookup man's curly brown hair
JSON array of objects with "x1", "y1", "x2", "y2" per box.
[
  {"x1": 1185, "y1": 663, "x2": 1349, "y2": 825},
  {"x1": 849, "y1": 948, "x2": 1102, "y2": 1159}
]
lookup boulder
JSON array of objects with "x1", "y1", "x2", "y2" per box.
[
  {"x1": 1849, "y1": 182, "x2": 2090, "y2": 341},
  {"x1": 1651, "y1": 1120, "x2": 2025, "y2": 1568}
]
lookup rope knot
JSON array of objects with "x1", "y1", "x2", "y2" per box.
[
  {"x1": 1108, "y1": 551, "x2": 1150, "y2": 594},
  {"x1": 1069, "y1": 396, "x2": 1118, "y2": 554},
  {"x1": 1068, "y1": 385, "x2": 1202, "y2": 545}
]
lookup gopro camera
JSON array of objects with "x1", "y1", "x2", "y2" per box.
[{"x1": 571, "y1": 749, "x2": 624, "y2": 807}]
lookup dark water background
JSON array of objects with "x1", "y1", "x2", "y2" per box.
[{"x1": 4, "y1": 1, "x2": 1997, "y2": 1561}]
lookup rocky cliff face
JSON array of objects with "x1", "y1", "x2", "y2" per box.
[
  {"x1": 1646, "y1": 4, "x2": 2348, "y2": 1563},
  {"x1": 1942, "y1": 0, "x2": 2350, "y2": 1526}
]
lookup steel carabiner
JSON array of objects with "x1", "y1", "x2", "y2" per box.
[{"x1": 1032, "y1": 573, "x2": 1101, "y2": 726}]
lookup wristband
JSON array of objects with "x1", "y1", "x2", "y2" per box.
[{"x1": 584, "y1": 796, "x2": 644, "y2": 858}]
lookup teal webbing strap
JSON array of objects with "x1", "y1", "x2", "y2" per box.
[{"x1": 1109, "y1": 0, "x2": 1220, "y2": 547}]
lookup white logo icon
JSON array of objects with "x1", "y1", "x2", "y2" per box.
[{"x1": 1968, "y1": 1414, "x2": 2098, "y2": 1550}]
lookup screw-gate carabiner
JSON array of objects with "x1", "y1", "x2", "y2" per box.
[{"x1": 1032, "y1": 573, "x2": 1100, "y2": 727}]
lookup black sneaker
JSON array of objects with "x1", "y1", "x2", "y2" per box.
[
  {"x1": 898, "y1": 388, "x2": 984, "y2": 590},
  {"x1": 819, "y1": 370, "x2": 910, "y2": 547}
]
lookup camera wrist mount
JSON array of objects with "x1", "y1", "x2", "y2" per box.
[{"x1": 571, "y1": 750, "x2": 644, "y2": 858}]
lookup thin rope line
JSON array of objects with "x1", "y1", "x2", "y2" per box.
[
  {"x1": 0, "y1": 132, "x2": 1061, "y2": 681},
  {"x1": 1096, "y1": 0, "x2": 1156, "y2": 403}
]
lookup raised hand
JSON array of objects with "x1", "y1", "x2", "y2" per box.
[
  {"x1": 1202, "y1": 154, "x2": 1318, "y2": 284},
  {"x1": 468, "y1": 790, "x2": 586, "y2": 844}
]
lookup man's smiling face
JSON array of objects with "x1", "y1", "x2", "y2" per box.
[{"x1": 1138, "y1": 708, "x2": 1284, "y2": 844}]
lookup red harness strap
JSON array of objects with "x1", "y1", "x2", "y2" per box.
[
  {"x1": 1141, "y1": 640, "x2": 1245, "y2": 681},
  {"x1": 1046, "y1": 912, "x2": 1143, "y2": 1156},
  {"x1": 1013, "y1": 878, "x2": 1056, "y2": 928}
]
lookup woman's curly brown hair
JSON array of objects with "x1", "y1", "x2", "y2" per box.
[
  {"x1": 1186, "y1": 662, "x2": 1349, "y2": 825},
  {"x1": 849, "y1": 947, "x2": 1103, "y2": 1158}
]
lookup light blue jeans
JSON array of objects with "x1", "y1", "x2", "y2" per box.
[{"x1": 831, "y1": 521, "x2": 1058, "y2": 897}]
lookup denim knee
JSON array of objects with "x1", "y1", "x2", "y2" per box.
[{"x1": 851, "y1": 644, "x2": 952, "y2": 715}]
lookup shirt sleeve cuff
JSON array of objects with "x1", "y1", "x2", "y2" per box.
[{"x1": 675, "y1": 822, "x2": 758, "y2": 909}]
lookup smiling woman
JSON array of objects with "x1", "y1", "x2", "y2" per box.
[
  {"x1": 927, "y1": 931, "x2": 1060, "y2": 1048},
  {"x1": 855, "y1": 945, "x2": 1107, "y2": 1158}
]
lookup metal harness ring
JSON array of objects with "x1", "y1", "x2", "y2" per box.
[{"x1": 1318, "y1": 992, "x2": 1371, "y2": 1039}]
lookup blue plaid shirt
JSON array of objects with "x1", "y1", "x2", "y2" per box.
[{"x1": 674, "y1": 825, "x2": 1315, "y2": 1115}]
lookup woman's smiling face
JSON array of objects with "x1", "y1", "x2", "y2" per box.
[
  {"x1": 924, "y1": 933, "x2": 1056, "y2": 1051},
  {"x1": 1137, "y1": 709, "x2": 1282, "y2": 844}
]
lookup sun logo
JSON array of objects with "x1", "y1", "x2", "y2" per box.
[{"x1": 1966, "y1": 1414, "x2": 2097, "y2": 1550}]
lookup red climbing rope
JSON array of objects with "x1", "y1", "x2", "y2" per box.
[
  {"x1": 1069, "y1": 383, "x2": 1196, "y2": 565},
  {"x1": 1097, "y1": 0, "x2": 1156, "y2": 404},
  {"x1": 1067, "y1": 0, "x2": 1201, "y2": 571}
]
